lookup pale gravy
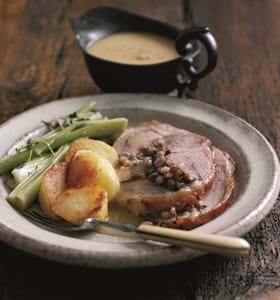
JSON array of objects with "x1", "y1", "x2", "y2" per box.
[{"x1": 87, "y1": 32, "x2": 179, "y2": 65}]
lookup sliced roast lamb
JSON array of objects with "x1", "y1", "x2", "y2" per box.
[
  {"x1": 113, "y1": 121, "x2": 216, "y2": 218},
  {"x1": 158, "y1": 148, "x2": 235, "y2": 229},
  {"x1": 114, "y1": 121, "x2": 215, "y2": 188}
]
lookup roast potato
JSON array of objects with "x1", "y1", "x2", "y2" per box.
[
  {"x1": 52, "y1": 185, "x2": 108, "y2": 224},
  {"x1": 65, "y1": 138, "x2": 118, "y2": 167},
  {"x1": 67, "y1": 150, "x2": 120, "y2": 200},
  {"x1": 39, "y1": 162, "x2": 66, "y2": 219}
]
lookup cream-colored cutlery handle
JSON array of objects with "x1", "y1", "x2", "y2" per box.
[{"x1": 136, "y1": 223, "x2": 250, "y2": 256}]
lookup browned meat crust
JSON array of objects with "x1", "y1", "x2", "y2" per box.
[{"x1": 158, "y1": 148, "x2": 235, "y2": 229}]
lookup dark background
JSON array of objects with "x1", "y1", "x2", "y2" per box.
[{"x1": 0, "y1": 1, "x2": 280, "y2": 299}]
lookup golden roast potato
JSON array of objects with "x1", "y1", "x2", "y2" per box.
[
  {"x1": 66, "y1": 150, "x2": 120, "y2": 200},
  {"x1": 52, "y1": 185, "x2": 108, "y2": 224},
  {"x1": 39, "y1": 162, "x2": 66, "y2": 219},
  {"x1": 65, "y1": 138, "x2": 118, "y2": 167}
]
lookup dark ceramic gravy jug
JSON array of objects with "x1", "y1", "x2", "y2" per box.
[{"x1": 70, "y1": 6, "x2": 217, "y2": 94}]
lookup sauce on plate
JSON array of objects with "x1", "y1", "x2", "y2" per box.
[{"x1": 95, "y1": 204, "x2": 142, "y2": 238}]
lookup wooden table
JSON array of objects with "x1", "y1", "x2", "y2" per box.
[{"x1": 0, "y1": 1, "x2": 279, "y2": 299}]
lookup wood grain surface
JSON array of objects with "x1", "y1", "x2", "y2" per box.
[{"x1": 0, "y1": 0, "x2": 280, "y2": 299}]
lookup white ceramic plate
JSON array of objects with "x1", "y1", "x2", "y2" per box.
[{"x1": 0, "y1": 94, "x2": 279, "y2": 268}]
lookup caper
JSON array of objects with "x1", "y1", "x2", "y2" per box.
[
  {"x1": 159, "y1": 166, "x2": 170, "y2": 174},
  {"x1": 148, "y1": 172, "x2": 158, "y2": 182},
  {"x1": 155, "y1": 175, "x2": 165, "y2": 185},
  {"x1": 166, "y1": 179, "x2": 176, "y2": 190},
  {"x1": 164, "y1": 172, "x2": 173, "y2": 179},
  {"x1": 154, "y1": 157, "x2": 165, "y2": 168},
  {"x1": 143, "y1": 157, "x2": 152, "y2": 168},
  {"x1": 176, "y1": 182, "x2": 185, "y2": 190}
]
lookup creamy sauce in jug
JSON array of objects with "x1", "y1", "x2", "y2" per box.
[{"x1": 87, "y1": 32, "x2": 179, "y2": 65}]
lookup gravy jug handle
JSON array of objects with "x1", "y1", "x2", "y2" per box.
[{"x1": 176, "y1": 27, "x2": 218, "y2": 92}]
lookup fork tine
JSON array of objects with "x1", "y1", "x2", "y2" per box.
[
  {"x1": 27, "y1": 211, "x2": 93, "y2": 231},
  {"x1": 22, "y1": 210, "x2": 75, "y2": 231},
  {"x1": 22, "y1": 211, "x2": 56, "y2": 227},
  {"x1": 22, "y1": 210, "x2": 129, "y2": 233},
  {"x1": 29, "y1": 211, "x2": 69, "y2": 226},
  {"x1": 22, "y1": 212, "x2": 58, "y2": 229}
]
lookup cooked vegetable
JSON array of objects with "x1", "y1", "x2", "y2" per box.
[
  {"x1": 52, "y1": 185, "x2": 108, "y2": 224},
  {"x1": 8, "y1": 145, "x2": 69, "y2": 210},
  {"x1": 37, "y1": 118, "x2": 127, "y2": 154},
  {"x1": 75, "y1": 101, "x2": 97, "y2": 119},
  {"x1": 12, "y1": 155, "x2": 51, "y2": 184},
  {"x1": 65, "y1": 138, "x2": 118, "y2": 167},
  {"x1": 0, "y1": 151, "x2": 30, "y2": 178},
  {"x1": 5, "y1": 177, "x2": 17, "y2": 190},
  {"x1": 67, "y1": 150, "x2": 120, "y2": 200},
  {"x1": 0, "y1": 118, "x2": 127, "y2": 175},
  {"x1": 43, "y1": 101, "x2": 102, "y2": 130},
  {"x1": 0, "y1": 100, "x2": 97, "y2": 175},
  {"x1": 1, "y1": 101, "x2": 126, "y2": 218},
  {"x1": 39, "y1": 162, "x2": 67, "y2": 219},
  {"x1": 0, "y1": 100, "x2": 127, "y2": 176}
]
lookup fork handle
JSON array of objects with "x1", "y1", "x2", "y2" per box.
[{"x1": 136, "y1": 223, "x2": 250, "y2": 256}]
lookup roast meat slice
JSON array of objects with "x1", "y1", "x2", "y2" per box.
[
  {"x1": 114, "y1": 178, "x2": 206, "y2": 218},
  {"x1": 159, "y1": 148, "x2": 235, "y2": 229},
  {"x1": 162, "y1": 131, "x2": 214, "y2": 182},
  {"x1": 114, "y1": 121, "x2": 177, "y2": 155},
  {"x1": 114, "y1": 121, "x2": 215, "y2": 185},
  {"x1": 113, "y1": 121, "x2": 216, "y2": 217},
  {"x1": 114, "y1": 122, "x2": 214, "y2": 183}
]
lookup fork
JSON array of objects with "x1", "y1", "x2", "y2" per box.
[{"x1": 22, "y1": 210, "x2": 250, "y2": 256}]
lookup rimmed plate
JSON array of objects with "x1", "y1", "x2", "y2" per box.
[{"x1": 0, "y1": 94, "x2": 279, "y2": 268}]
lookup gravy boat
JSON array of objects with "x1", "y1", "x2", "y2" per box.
[{"x1": 70, "y1": 6, "x2": 218, "y2": 94}]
